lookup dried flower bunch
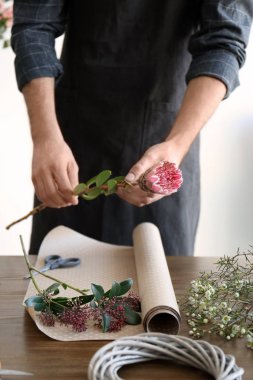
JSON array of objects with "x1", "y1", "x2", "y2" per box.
[
  {"x1": 21, "y1": 238, "x2": 141, "y2": 333},
  {"x1": 6, "y1": 162, "x2": 183, "y2": 229},
  {"x1": 182, "y1": 250, "x2": 253, "y2": 349}
]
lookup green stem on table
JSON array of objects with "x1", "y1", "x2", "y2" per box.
[
  {"x1": 19, "y1": 235, "x2": 43, "y2": 295},
  {"x1": 27, "y1": 266, "x2": 88, "y2": 296},
  {"x1": 20, "y1": 235, "x2": 88, "y2": 296}
]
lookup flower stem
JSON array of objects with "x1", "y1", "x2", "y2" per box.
[
  {"x1": 27, "y1": 266, "x2": 89, "y2": 296},
  {"x1": 19, "y1": 235, "x2": 43, "y2": 295},
  {"x1": 6, "y1": 204, "x2": 46, "y2": 230},
  {"x1": 6, "y1": 179, "x2": 129, "y2": 230}
]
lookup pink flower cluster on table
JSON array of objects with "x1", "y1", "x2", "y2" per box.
[{"x1": 139, "y1": 161, "x2": 183, "y2": 195}]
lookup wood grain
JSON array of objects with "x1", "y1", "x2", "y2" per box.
[{"x1": 0, "y1": 256, "x2": 252, "y2": 380}]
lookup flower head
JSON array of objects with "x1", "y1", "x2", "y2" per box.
[{"x1": 138, "y1": 161, "x2": 183, "y2": 195}]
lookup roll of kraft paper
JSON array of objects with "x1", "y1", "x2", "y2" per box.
[{"x1": 133, "y1": 223, "x2": 180, "y2": 334}]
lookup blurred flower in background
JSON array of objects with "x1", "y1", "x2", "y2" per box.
[{"x1": 0, "y1": 0, "x2": 13, "y2": 48}]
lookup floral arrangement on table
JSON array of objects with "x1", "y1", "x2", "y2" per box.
[
  {"x1": 182, "y1": 250, "x2": 253, "y2": 349},
  {"x1": 6, "y1": 161, "x2": 183, "y2": 229},
  {"x1": 0, "y1": 0, "x2": 13, "y2": 48},
  {"x1": 21, "y1": 237, "x2": 141, "y2": 333}
]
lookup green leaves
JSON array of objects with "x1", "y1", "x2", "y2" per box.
[
  {"x1": 81, "y1": 187, "x2": 102, "y2": 201},
  {"x1": 109, "y1": 281, "x2": 121, "y2": 299},
  {"x1": 73, "y1": 170, "x2": 125, "y2": 201},
  {"x1": 25, "y1": 295, "x2": 43, "y2": 307},
  {"x1": 96, "y1": 170, "x2": 111, "y2": 187},
  {"x1": 102, "y1": 313, "x2": 111, "y2": 332},
  {"x1": 124, "y1": 305, "x2": 142, "y2": 325},
  {"x1": 91, "y1": 283, "x2": 105, "y2": 301},
  {"x1": 45, "y1": 282, "x2": 61, "y2": 295},
  {"x1": 104, "y1": 278, "x2": 133, "y2": 298},
  {"x1": 73, "y1": 183, "x2": 87, "y2": 196}
]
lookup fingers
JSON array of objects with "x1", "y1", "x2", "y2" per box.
[
  {"x1": 31, "y1": 138, "x2": 80, "y2": 208},
  {"x1": 32, "y1": 173, "x2": 67, "y2": 208},
  {"x1": 117, "y1": 185, "x2": 163, "y2": 207},
  {"x1": 125, "y1": 154, "x2": 155, "y2": 184},
  {"x1": 54, "y1": 163, "x2": 79, "y2": 205}
]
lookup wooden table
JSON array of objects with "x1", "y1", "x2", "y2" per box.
[{"x1": 0, "y1": 256, "x2": 252, "y2": 379}]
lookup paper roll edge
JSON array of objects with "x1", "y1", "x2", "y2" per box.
[{"x1": 143, "y1": 306, "x2": 181, "y2": 335}]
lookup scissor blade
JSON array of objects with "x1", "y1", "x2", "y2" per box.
[
  {"x1": 0, "y1": 369, "x2": 33, "y2": 376},
  {"x1": 23, "y1": 265, "x2": 51, "y2": 279}
]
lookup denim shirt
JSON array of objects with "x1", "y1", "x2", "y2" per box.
[{"x1": 11, "y1": 0, "x2": 253, "y2": 98}]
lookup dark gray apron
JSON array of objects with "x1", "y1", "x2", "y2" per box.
[{"x1": 30, "y1": 0, "x2": 201, "y2": 256}]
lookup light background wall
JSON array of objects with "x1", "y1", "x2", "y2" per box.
[{"x1": 0, "y1": 34, "x2": 253, "y2": 256}]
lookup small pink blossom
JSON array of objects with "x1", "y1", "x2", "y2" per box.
[
  {"x1": 0, "y1": 0, "x2": 13, "y2": 28},
  {"x1": 139, "y1": 161, "x2": 183, "y2": 195}
]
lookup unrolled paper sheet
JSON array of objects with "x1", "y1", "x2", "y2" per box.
[{"x1": 24, "y1": 222, "x2": 180, "y2": 340}]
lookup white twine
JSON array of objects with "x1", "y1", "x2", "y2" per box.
[{"x1": 88, "y1": 333, "x2": 244, "y2": 380}]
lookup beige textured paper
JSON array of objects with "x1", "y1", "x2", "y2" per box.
[{"x1": 24, "y1": 222, "x2": 180, "y2": 340}]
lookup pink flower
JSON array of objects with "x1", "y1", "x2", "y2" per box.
[
  {"x1": 0, "y1": 0, "x2": 13, "y2": 28},
  {"x1": 139, "y1": 161, "x2": 183, "y2": 195}
]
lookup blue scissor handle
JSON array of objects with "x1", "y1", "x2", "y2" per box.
[{"x1": 45, "y1": 255, "x2": 81, "y2": 269}]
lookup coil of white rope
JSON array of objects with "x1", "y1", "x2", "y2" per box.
[{"x1": 88, "y1": 333, "x2": 244, "y2": 380}]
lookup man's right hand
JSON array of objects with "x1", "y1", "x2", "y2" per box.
[
  {"x1": 32, "y1": 137, "x2": 79, "y2": 208},
  {"x1": 22, "y1": 78, "x2": 79, "y2": 208}
]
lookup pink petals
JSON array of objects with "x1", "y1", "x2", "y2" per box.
[{"x1": 139, "y1": 161, "x2": 183, "y2": 195}]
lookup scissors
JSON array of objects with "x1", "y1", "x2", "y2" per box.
[{"x1": 24, "y1": 254, "x2": 81, "y2": 279}]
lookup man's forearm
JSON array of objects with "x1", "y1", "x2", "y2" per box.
[
  {"x1": 166, "y1": 76, "x2": 227, "y2": 162},
  {"x1": 22, "y1": 77, "x2": 63, "y2": 143}
]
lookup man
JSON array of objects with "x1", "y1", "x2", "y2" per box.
[{"x1": 11, "y1": 1, "x2": 253, "y2": 255}]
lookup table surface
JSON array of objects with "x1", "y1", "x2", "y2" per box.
[{"x1": 0, "y1": 256, "x2": 252, "y2": 380}]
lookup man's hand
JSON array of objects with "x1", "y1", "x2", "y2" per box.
[
  {"x1": 118, "y1": 76, "x2": 226, "y2": 207},
  {"x1": 117, "y1": 141, "x2": 180, "y2": 207},
  {"x1": 22, "y1": 77, "x2": 79, "y2": 208},
  {"x1": 32, "y1": 137, "x2": 79, "y2": 207}
]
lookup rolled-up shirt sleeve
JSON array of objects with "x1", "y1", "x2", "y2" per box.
[
  {"x1": 186, "y1": 0, "x2": 253, "y2": 98},
  {"x1": 11, "y1": 0, "x2": 67, "y2": 91}
]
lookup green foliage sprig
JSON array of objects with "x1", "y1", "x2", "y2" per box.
[
  {"x1": 6, "y1": 170, "x2": 126, "y2": 230},
  {"x1": 21, "y1": 236, "x2": 141, "y2": 333},
  {"x1": 73, "y1": 170, "x2": 125, "y2": 200},
  {"x1": 182, "y1": 249, "x2": 253, "y2": 349}
]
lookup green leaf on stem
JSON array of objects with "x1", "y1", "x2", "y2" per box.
[
  {"x1": 105, "y1": 179, "x2": 117, "y2": 195},
  {"x1": 61, "y1": 283, "x2": 68, "y2": 290},
  {"x1": 91, "y1": 283, "x2": 105, "y2": 301},
  {"x1": 118, "y1": 278, "x2": 133, "y2": 296},
  {"x1": 73, "y1": 294, "x2": 94, "y2": 304},
  {"x1": 81, "y1": 187, "x2": 102, "y2": 200},
  {"x1": 102, "y1": 313, "x2": 111, "y2": 332},
  {"x1": 34, "y1": 302, "x2": 45, "y2": 312},
  {"x1": 45, "y1": 282, "x2": 61, "y2": 295},
  {"x1": 86, "y1": 175, "x2": 97, "y2": 187},
  {"x1": 73, "y1": 183, "x2": 87, "y2": 196},
  {"x1": 25, "y1": 296, "x2": 44, "y2": 308},
  {"x1": 90, "y1": 299, "x2": 98, "y2": 309},
  {"x1": 112, "y1": 176, "x2": 125, "y2": 183},
  {"x1": 109, "y1": 281, "x2": 121, "y2": 299},
  {"x1": 50, "y1": 302, "x2": 65, "y2": 314},
  {"x1": 124, "y1": 306, "x2": 141, "y2": 325},
  {"x1": 96, "y1": 170, "x2": 112, "y2": 187},
  {"x1": 52, "y1": 297, "x2": 69, "y2": 304}
]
